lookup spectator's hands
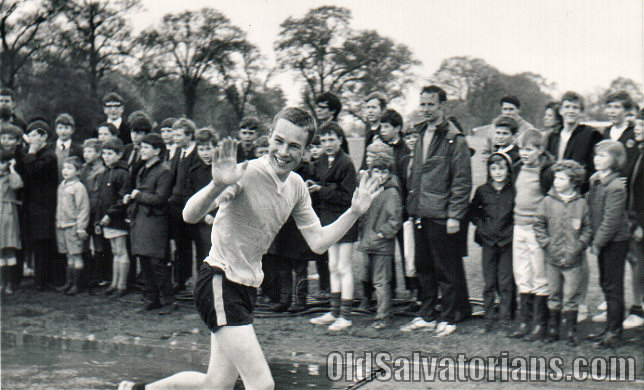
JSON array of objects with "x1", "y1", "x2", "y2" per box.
[
  {"x1": 634, "y1": 225, "x2": 643, "y2": 242},
  {"x1": 306, "y1": 179, "x2": 321, "y2": 193},
  {"x1": 100, "y1": 215, "x2": 111, "y2": 226},
  {"x1": 350, "y1": 171, "x2": 381, "y2": 215},
  {"x1": 131, "y1": 189, "x2": 140, "y2": 199},
  {"x1": 211, "y1": 138, "x2": 248, "y2": 186},
  {"x1": 204, "y1": 214, "x2": 214, "y2": 225},
  {"x1": 447, "y1": 218, "x2": 460, "y2": 234},
  {"x1": 123, "y1": 194, "x2": 132, "y2": 204},
  {"x1": 8, "y1": 159, "x2": 16, "y2": 172}
]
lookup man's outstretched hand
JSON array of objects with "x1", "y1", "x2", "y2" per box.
[
  {"x1": 212, "y1": 138, "x2": 248, "y2": 186},
  {"x1": 350, "y1": 170, "x2": 382, "y2": 215}
]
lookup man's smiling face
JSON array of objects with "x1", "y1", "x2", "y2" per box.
[{"x1": 268, "y1": 118, "x2": 308, "y2": 180}]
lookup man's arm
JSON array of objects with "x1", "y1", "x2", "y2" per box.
[
  {"x1": 183, "y1": 138, "x2": 248, "y2": 224},
  {"x1": 299, "y1": 172, "x2": 380, "y2": 254}
]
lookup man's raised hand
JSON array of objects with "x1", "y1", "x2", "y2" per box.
[
  {"x1": 211, "y1": 138, "x2": 248, "y2": 186},
  {"x1": 350, "y1": 170, "x2": 381, "y2": 215}
]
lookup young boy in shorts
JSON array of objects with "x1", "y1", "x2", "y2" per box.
[{"x1": 119, "y1": 107, "x2": 380, "y2": 390}]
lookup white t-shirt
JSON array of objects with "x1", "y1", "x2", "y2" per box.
[
  {"x1": 205, "y1": 155, "x2": 320, "y2": 287},
  {"x1": 609, "y1": 124, "x2": 627, "y2": 142},
  {"x1": 558, "y1": 128, "x2": 574, "y2": 161}
]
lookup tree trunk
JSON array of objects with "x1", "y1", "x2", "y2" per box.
[{"x1": 183, "y1": 78, "x2": 199, "y2": 119}]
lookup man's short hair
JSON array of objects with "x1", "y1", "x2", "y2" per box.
[
  {"x1": 380, "y1": 109, "x2": 403, "y2": 129},
  {"x1": 0, "y1": 88, "x2": 15, "y2": 100},
  {"x1": 0, "y1": 124, "x2": 23, "y2": 140},
  {"x1": 518, "y1": 129, "x2": 544, "y2": 149},
  {"x1": 595, "y1": 139, "x2": 627, "y2": 171},
  {"x1": 101, "y1": 136, "x2": 124, "y2": 154},
  {"x1": 561, "y1": 91, "x2": 585, "y2": 111},
  {"x1": 500, "y1": 95, "x2": 521, "y2": 109},
  {"x1": 273, "y1": 107, "x2": 317, "y2": 146},
  {"x1": 402, "y1": 123, "x2": 419, "y2": 135},
  {"x1": 552, "y1": 160, "x2": 586, "y2": 191},
  {"x1": 315, "y1": 92, "x2": 342, "y2": 120},
  {"x1": 54, "y1": 113, "x2": 75, "y2": 128},
  {"x1": 604, "y1": 91, "x2": 634, "y2": 111},
  {"x1": 160, "y1": 117, "x2": 176, "y2": 130},
  {"x1": 309, "y1": 135, "x2": 321, "y2": 146},
  {"x1": 128, "y1": 111, "x2": 153, "y2": 134},
  {"x1": 102, "y1": 92, "x2": 124, "y2": 106},
  {"x1": 63, "y1": 156, "x2": 83, "y2": 171},
  {"x1": 195, "y1": 128, "x2": 218, "y2": 146},
  {"x1": 317, "y1": 121, "x2": 345, "y2": 142},
  {"x1": 141, "y1": 133, "x2": 165, "y2": 151},
  {"x1": 82, "y1": 138, "x2": 102, "y2": 152},
  {"x1": 364, "y1": 92, "x2": 388, "y2": 110},
  {"x1": 97, "y1": 122, "x2": 118, "y2": 136},
  {"x1": 239, "y1": 116, "x2": 260, "y2": 131},
  {"x1": 172, "y1": 117, "x2": 196, "y2": 138},
  {"x1": 420, "y1": 85, "x2": 447, "y2": 103},
  {"x1": 493, "y1": 115, "x2": 519, "y2": 134}
]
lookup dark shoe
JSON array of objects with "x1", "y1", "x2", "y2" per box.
[
  {"x1": 563, "y1": 311, "x2": 578, "y2": 346},
  {"x1": 104, "y1": 286, "x2": 117, "y2": 296},
  {"x1": 66, "y1": 285, "x2": 79, "y2": 295},
  {"x1": 288, "y1": 304, "x2": 307, "y2": 313},
  {"x1": 315, "y1": 291, "x2": 330, "y2": 300},
  {"x1": 356, "y1": 299, "x2": 372, "y2": 313},
  {"x1": 145, "y1": 301, "x2": 162, "y2": 311},
  {"x1": 116, "y1": 288, "x2": 128, "y2": 298},
  {"x1": 373, "y1": 318, "x2": 392, "y2": 329},
  {"x1": 173, "y1": 283, "x2": 186, "y2": 294},
  {"x1": 586, "y1": 328, "x2": 607, "y2": 342},
  {"x1": 508, "y1": 322, "x2": 531, "y2": 338}
]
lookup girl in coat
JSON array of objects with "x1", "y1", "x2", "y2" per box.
[{"x1": 0, "y1": 150, "x2": 23, "y2": 294}]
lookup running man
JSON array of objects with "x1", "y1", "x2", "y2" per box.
[{"x1": 119, "y1": 107, "x2": 380, "y2": 390}]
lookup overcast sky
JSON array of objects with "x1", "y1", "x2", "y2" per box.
[{"x1": 133, "y1": 0, "x2": 643, "y2": 111}]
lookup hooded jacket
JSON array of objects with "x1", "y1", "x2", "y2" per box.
[
  {"x1": 470, "y1": 152, "x2": 516, "y2": 248},
  {"x1": 357, "y1": 174, "x2": 403, "y2": 255},
  {"x1": 95, "y1": 159, "x2": 131, "y2": 230},
  {"x1": 587, "y1": 171, "x2": 630, "y2": 248},
  {"x1": 533, "y1": 189, "x2": 592, "y2": 268}
]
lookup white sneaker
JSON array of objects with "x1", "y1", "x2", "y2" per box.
[
  {"x1": 310, "y1": 312, "x2": 336, "y2": 325},
  {"x1": 118, "y1": 381, "x2": 135, "y2": 390},
  {"x1": 597, "y1": 301, "x2": 607, "y2": 311},
  {"x1": 400, "y1": 317, "x2": 436, "y2": 332},
  {"x1": 435, "y1": 321, "x2": 448, "y2": 333},
  {"x1": 328, "y1": 317, "x2": 352, "y2": 331},
  {"x1": 623, "y1": 314, "x2": 644, "y2": 329},
  {"x1": 435, "y1": 323, "x2": 457, "y2": 337},
  {"x1": 577, "y1": 305, "x2": 588, "y2": 322},
  {"x1": 592, "y1": 311, "x2": 607, "y2": 322}
]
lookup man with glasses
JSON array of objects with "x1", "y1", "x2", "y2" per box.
[{"x1": 103, "y1": 92, "x2": 131, "y2": 145}]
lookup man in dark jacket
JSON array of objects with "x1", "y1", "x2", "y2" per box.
[
  {"x1": 603, "y1": 91, "x2": 639, "y2": 180},
  {"x1": 103, "y1": 92, "x2": 131, "y2": 145},
  {"x1": 401, "y1": 85, "x2": 472, "y2": 336},
  {"x1": 0, "y1": 88, "x2": 27, "y2": 131},
  {"x1": 360, "y1": 92, "x2": 388, "y2": 170}
]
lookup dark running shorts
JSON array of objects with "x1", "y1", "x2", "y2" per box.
[{"x1": 194, "y1": 264, "x2": 258, "y2": 333}]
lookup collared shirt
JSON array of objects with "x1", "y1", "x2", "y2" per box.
[
  {"x1": 108, "y1": 117, "x2": 122, "y2": 130},
  {"x1": 166, "y1": 144, "x2": 177, "y2": 160},
  {"x1": 180, "y1": 143, "x2": 196, "y2": 160},
  {"x1": 421, "y1": 125, "x2": 437, "y2": 162},
  {"x1": 57, "y1": 139, "x2": 72, "y2": 151},
  {"x1": 558, "y1": 127, "x2": 574, "y2": 161},
  {"x1": 609, "y1": 124, "x2": 628, "y2": 142},
  {"x1": 205, "y1": 155, "x2": 320, "y2": 287}
]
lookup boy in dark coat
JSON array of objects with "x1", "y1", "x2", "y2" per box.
[
  {"x1": 21, "y1": 120, "x2": 59, "y2": 289},
  {"x1": 470, "y1": 152, "x2": 516, "y2": 332},
  {"x1": 125, "y1": 134, "x2": 173, "y2": 310}
]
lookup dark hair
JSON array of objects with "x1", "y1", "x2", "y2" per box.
[
  {"x1": 0, "y1": 88, "x2": 15, "y2": 100},
  {"x1": 0, "y1": 124, "x2": 23, "y2": 140},
  {"x1": 638, "y1": 108, "x2": 644, "y2": 120},
  {"x1": 54, "y1": 113, "x2": 75, "y2": 129},
  {"x1": 364, "y1": 92, "x2": 388, "y2": 110},
  {"x1": 500, "y1": 96, "x2": 521, "y2": 109},
  {"x1": 402, "y1": 123, "x2": 419, "y2": 135},
  {"x1": 0, "y1": 149, "x2": 13, "y2": 162},
  {"x1": 82, "y1": 138, "x2": 102, "y2": 152},
  {"x1": 380, "y1": 109, "x2": 403, "y2": 129},
  {"x1": 605, "y1": 90, "x2": 634, "y2": 111},
  {"x1": 141, "y1": 133, "x2": 165, "y2": 152},
  {"x1": 561, "y1": 91, "x2": 585, "y2": 111},
  {"x1": 102, "y1": 92, "x2": 124, "y2": 106},
  {"x1": 101, "y1": 136, "x2": 124, "y2": 154},
  {"x1": 26, "y1": 119, "x2": 50, "y2": 138},
  {"x1": 309, "y1": 135, "x2": 321, "y2": 146},
  {"x1": 544, "y1": 101, "x2": 563, "y2": 126},
  {"x1": 97, "y1": 122, "x2": 118, "y2": 136},
  {"x1": 195, "y1": 128, "x2": 217, "y2": 146},
  {"x1": 315, "y1": 92, "x2": 342, "y2": 120},
  {"x1": 366, "y1": 142, "x2": 394, "y2": 170},
  {"x1": 239, "y1": 116, "x2": 260, "y2": 131},
  {"x1": 129, "y1": 111, "x2": 153, "y2": 134},
  {"x1": 63, "y1": 156, "x2": 83, "y2": 171},
  {"x1": 160, "y1": 117, "x2": 176, "y2": 130},
  {"x1": 552, "y1": 160, "x2": 586, "y2": 191},
  {"x1": 172, "y1": 117, "x2": 196, "y2": 138},
  {"x1": 420, "y1": 85, "x2": 447, "y2": 103},
  {"x1": 272, "y1": 107, "x2": 317, "y2": 146},
  {"x1": 318, "y1": 121, "x2": 345, "y2": 141},
  {"x1": 493, "y1": 115, "x2": 519, "y2": 134}
]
